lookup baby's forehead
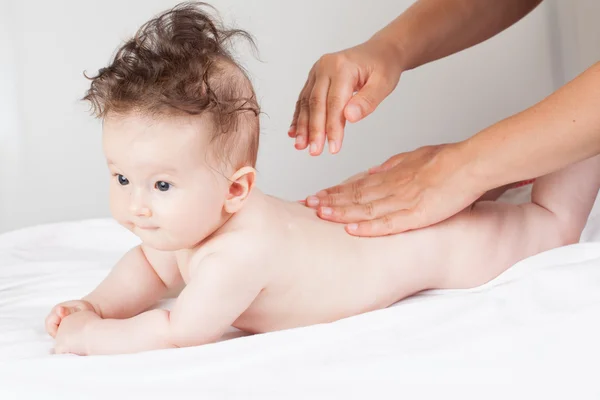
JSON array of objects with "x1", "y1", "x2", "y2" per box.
[
  {"x1": 104, "y1": 112, "x2": 212, "y2": 138},
  {"x1": 103, "y1": 112, "x2": 214, "y2": 168}
]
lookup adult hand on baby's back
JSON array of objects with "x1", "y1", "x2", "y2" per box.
[
  {"x1": 288, "y1": 36, "x2": 404, "y2": 156},
  {"x1": 305, "y1": 143, "x2": 487, "y2": 236}
]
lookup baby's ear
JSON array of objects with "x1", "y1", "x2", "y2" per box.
[{"x1": 224, "y1": 166, "x2": 256, "y2": 214}]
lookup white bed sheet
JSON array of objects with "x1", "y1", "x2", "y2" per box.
[{"x1": 1, "y1": 188, "x2": 600, "y2": 399}]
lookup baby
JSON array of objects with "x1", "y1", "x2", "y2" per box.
[{"x1": 45, "y1": 2, "x2": 600, "y2": 355}]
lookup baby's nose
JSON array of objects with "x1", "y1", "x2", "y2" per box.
[
  {"x1": 131, "y1": 205, "x2": 152, "y2": 217},
  {"x1": 129, "y1": 191, "x2": 152, "y2": 217}
]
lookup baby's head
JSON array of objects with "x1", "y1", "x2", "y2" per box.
[{"x1": 82, "y1": 2, "x2": 260, "y2": 251}]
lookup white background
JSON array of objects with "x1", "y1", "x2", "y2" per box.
[{"x1": 0, "y1": 0, "x2": 598, "y2": 233}]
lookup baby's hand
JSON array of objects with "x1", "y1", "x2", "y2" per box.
[
  {"x1": 53, "y1": 310, "x2": 100, "y2": 355},
  {"x1": 45, "y1": 300, "x2": 98, "y2": 338}
]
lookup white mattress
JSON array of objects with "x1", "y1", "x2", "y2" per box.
[{"x1": 1, "y1": 188, "x2": 600, "y2": 399}]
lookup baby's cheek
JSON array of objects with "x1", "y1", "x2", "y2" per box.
[
  {"x1": 175, "y1": 195, "x2": 221, "y2": 236},
  {"x1": 108, "y1": 187, "x2": 129, "y2": 225}
]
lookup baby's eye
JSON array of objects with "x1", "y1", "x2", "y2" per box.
[
  {"x1": 155, "y1": 181, "x2": 170, "y2": 192},
  {"x1": 117, "y1": 174, "x2": 129, "y2": 186}
]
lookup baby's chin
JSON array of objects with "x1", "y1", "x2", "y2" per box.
[
  {"x1": 116, "y1": 220, "x2": 205, "y2": 251},
  {"x1": 135, "y1": 229, "x2": 202, "y2": 252}
]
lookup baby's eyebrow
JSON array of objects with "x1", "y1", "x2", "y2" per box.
[
  {"x1": 150, "y1": 166, "x2": 179, "y2": 174},
  {"x1": 106, "y1": 160, "x2": 176, "y2": 171}
]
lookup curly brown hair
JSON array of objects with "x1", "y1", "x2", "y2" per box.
[{"x1": 82, "y1": 1, "x2": 260, "y2": 167}]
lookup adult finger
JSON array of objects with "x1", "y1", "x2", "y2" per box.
[
  {"x1": 293, "y1": 75, "x2": 316, "y2": 150},
  {"x1": 345, "y1": 208, "x2": 426, "y2": 236},
  {"x1": 369, "y1": 153, "x2": 406, "y2": 174},
  {"x1": 289, "y1": 74, "x2": 312, "y2": 138},
  {"x1": 324, "y1": 73, "x2": 354, "y2": 154},
  {"x1": 308, "y1": 77, "x2": 331, "y2": 155},
  {"x1": 307, "y1": 183, "x2": 388, "y2": 208},
  {"x1": 344, "y1": 75, "x2": 391, "y2": 123},
  {"x1": 315, "y1": 173, "x2": 385, "y2": 198},
  {"x1": 317, "y1": 196, "x2": 415, "y2": 223}
]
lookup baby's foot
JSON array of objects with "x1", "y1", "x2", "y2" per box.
[{"x1": 45, "y1": 300, "x2": 97, "y2": 338}]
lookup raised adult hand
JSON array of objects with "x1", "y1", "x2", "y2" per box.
[{"x1": 288, "y1": 38, "x2": 403, "y2": 156}]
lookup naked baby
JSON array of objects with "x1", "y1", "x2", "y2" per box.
[{"x1": 45, "y1": 2, "x2": 600, "y2": 355}]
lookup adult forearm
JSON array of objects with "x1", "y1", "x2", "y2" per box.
[
  {"x1": 372, "y1": 0, "x2": 543, "y2": 71},
  {"x1": 461, "y1": 62, "x2": 600, "y2": 190}
]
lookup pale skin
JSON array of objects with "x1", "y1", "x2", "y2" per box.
[
  {"x1": 46, "y1": 111, "x2": 600, "y2": 355},
  {"x1": 289, "y1": 0, "x2": 600, "y2": 237}
]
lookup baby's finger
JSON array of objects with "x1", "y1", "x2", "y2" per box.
[
  {"x1": 45, "y1": 314, "x2": 60, "y2": 337},
  {"x1": 325, "y1": 74, "x2": 353, "y2": 154},
  {"x1": 57, "y1": 305, "x2": 78, "y2": 318},
  {"x1": 56, "y1": 306, "x2": 67, "y2": 318},
  {"x1": 307, "y1": 77, "x2": 330, "y2": 156}
]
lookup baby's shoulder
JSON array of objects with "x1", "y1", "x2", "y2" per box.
[
  {"x1": 192, "y1": 230, "x2": 270, "y2": 268},
  {"x1": 182, "y1": 237, "x2": 270, "y2": 289}
]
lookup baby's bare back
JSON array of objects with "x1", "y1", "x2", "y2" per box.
[{"x1": 227, "y1": 191, "x2": 563, "y2": 334}]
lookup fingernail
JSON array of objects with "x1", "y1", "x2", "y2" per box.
[
  {"x1": 347, "y1": 223, "x2": 358, "y2": 231},
  {"x1": 329, "y1": 140, "x2": 337, "y2": 154},
  {"x1": 346, "y1": 104, "x2": 361, "y2": 121},
  {"x1": 306, "y1": 196, "x2": 319, "y2": 207},
  {"x1": 320, "y1": 207, "x2": 332, "y2": 216},
  {"x1": 295, "y1": 135, "x2": 303, "y2": 145},
  {"x1": 310, "y1": 142, "x2": 318, "y2": 154},
  {"x1": 316, "y1": 190, "x2": 327, "y2": 197}
]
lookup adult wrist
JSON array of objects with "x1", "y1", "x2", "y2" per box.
[
  {"x1": 450, "y1": 139, "x2": 497, "y2": 195},
  {"x1": 368, "y1": 29, "x2": 408, "y2": 73}
]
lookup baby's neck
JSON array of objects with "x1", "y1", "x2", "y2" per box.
[
  {"x1": 184, "y1": 187, "x2": 270, "y2": 253},
  {"x1": 220, "y1": 187, "x2": 269, "y2": 229}
]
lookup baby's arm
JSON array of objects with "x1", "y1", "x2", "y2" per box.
[
  {"x1": 46, "y1": 244, "x2": 181, "y2": 337},
  {"x1": 74, "y1": 253, "x2": 263, "y2": 355},
  {"x1": 82, "y1": 245, "x2": 182, "y2": 318}
]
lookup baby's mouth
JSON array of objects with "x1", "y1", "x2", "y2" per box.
[{"x1": 135, "y1": 225, "x2": 159, "y2": 230}]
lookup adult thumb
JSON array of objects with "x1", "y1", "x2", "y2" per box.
[{"x1": 344, "y1": 77, "x2": 389, "y2": 123}]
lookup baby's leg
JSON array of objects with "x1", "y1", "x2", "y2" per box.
[
  {"x1": 476, "y1": 180, "x2": 535, "y2": 202},
  {"x1": 438, "y1": 155, "x2": 600, "y2": 289}
]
